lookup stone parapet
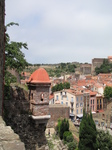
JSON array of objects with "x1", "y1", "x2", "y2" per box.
[{"x1": 0, "y1": 116, "x2": 25, "y2": 150}]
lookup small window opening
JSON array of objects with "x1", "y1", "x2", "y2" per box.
[{"x1": 41, "y1": 93, "x2": 44, "y2": 101}]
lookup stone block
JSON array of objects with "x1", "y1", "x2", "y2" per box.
[{"x1": 2, "y1": 141, "x2": 25, "y2": 150}]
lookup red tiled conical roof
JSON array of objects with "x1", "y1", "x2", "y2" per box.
[{"x1": 27, "y1": 68, "x2": 51, "y2": 84}]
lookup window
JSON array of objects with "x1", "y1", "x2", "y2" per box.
[
  {"x1": 41, "y1": 93, "x2": 44, "y2": 101},
  {"x1": 76, "y1": 103, "x2": 79, "y2": 108},
  {"x1": 80, "y1": 103, "x2": 83, "y2": 107},
  {"x1": 91, "y1": 100, "x2": 92, "y2": 104},
  {"x1": 61, "y1": 95, "x2": 63, "y2": 100},
  {"x1": 77, "y1": 109, "x2": 78, "y2": 114},
  {"x1": 61, "y1": 101, "x2": 63, "y2": 104},
  {"x1": 102, "y1": 114, "x2": 105, "y2": 117},
  {"x1": 97, "y1": 100, "x2": 99, "y2": 104},
  {"x1": 66, "y1": 102, "x2": 68, "y2": 106},
  {"x1": 81, "y1": 97, "x2": 82, "y2": 101},
  {"x1": 93, "y1": 99, "x2": 94, "y2": 104},
  {"x1": 95, "y1": 120, "x2": 98, "y2": 125},
  {"x1": 71, "y1": 103, "x2": 73, "y2": 107},
  {"x1": 71, "y1": 97, "x2": 73, "y2": 100},
  {"x1": 71, "y1": 109, "x2": 73, "y2": 113},
  {"x1": 77, "y1": 97, "x2": 78, "y2": 102},
  {"x1": 80, "y1": 109, "x2": 82, "y2": 113},
  {"x1": 71, "y1": 97, "x2": 73, "y2": 102},
  {"x1": 60, "y1": 92, "x2": 62, "y2": 95},
  {"x1": 56, "y1": 95, "x2": 58, "y2": 100},
  {"x1": 31, "y1": 93, "x2": 33, "y2": 99},
  {"x1": 100, "y1": 99, "x2": 101, "y2": 104},
  {"x1": 93, "y1": 106, "x2": 94, "y2": 111}
]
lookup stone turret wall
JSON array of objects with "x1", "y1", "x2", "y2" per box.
[{"x1": 3, "y1": 86, "x2": 48, "y2": 150}]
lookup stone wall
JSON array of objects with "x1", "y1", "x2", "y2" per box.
[
  {"x1": 80, "y1": 64, "x2": 91, "y2": 75},
  {"x1": 92, "y1": 58, "x2": 106, "y2": 75},
  {"x1": 3, "y1": 86, "x2": 48, "y2": 150},
  {"x1": 47, "y1": 104, "x2": 70, "y2": 127},
  {"x1": 0, "y1": 0, "x2": 5, "y2": 115},
  {"x1": 93, "y1": 99, "x2": 112, "y2": 128},
  {"x1": 0, "y1": 116, "x2": 25, "y2": 150}
]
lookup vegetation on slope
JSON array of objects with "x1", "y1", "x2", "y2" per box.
[
  {"x1": 26, "y1": 62, "x2": 77, "y2": 77},
  {"x1": 95, "y1": 59, "x2": 112, "y2": 75},
  {"x1": 51, "y1": 82, "x2": 70, "y2": 93},
  {"x1": 104, "y1": 86, "x2": 112, "y2": 100}
]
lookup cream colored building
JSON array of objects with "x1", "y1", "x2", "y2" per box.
[{"x1": 54, "y1": 89, "x2": 84, "y2": 119}]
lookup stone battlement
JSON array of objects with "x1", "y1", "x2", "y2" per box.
[{"x1": 0, "y1": 116, "x2": 25, "y2": 150}]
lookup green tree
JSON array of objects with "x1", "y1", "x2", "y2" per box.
[
  {"x1": 104, "y1": 86, "x2": 112, "y2": 100},
  {"x1": 97, "y1": 130, "x2": 112, "y2": 150},
  {"x1": 56, "y1": 118, "x2": 69, "y2": 140},
  {"x1": 5, "y1": 22, "x2": 28, "y2": 72},
  {"x1": 78, "y1": 110, "x2": 97, "y2": 150},
  {"x1": 5, "y1": 22, "x2": 28, "y2": 85},
  {"x1": 51, "y1": 82, "x2": 70, "y2": 93},
  {"x1": 95, "y1": 59, "x2": 112, "y2": 75},
  {"x1": 68, "y1": 142, "x2": 76, "y2": 150}
]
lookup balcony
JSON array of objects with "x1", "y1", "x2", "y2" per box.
[
  {"x1": 71, "y1": 107, "x2": 74, "y2": 110},
  {"x1": 71, "y1": 105, "x2": 74, "y2": 110},
  {"x1": 70, "y1": 100, "x2": 74, "y2": 103},
  {"x1": 63, "y1": 95, "x2": 67, "y2": 98}
]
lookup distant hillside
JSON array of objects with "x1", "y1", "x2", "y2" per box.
[{"x1": 24, "y1": 62, "x2": 80, "y2": 77}]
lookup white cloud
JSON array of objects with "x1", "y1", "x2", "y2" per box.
[{"x1": 5, "y1": 0, "x2": 112, "y2": 64}]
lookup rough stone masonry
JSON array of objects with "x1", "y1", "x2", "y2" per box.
[{"x1": 0, "y1": 0, "x2": 5, "y2": 115}]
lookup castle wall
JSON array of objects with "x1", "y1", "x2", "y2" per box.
[
  {"x1": 92, "y1": 58, "x2": 106, "y2": 75},
  {"x1": 3, "y1": 86, "x2": 48, "y2": 150},
  {"x1": 47, "y1": 104, "x2": 70, "y2": 127},
  {"x1": 80, "y1": 64, "x2": 91, "y2": 75}
]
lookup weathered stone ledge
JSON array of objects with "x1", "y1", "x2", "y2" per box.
[{"x1": 0, "y1": 116, "x2": 25, "y2": 150}]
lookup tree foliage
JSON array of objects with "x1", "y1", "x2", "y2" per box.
[
  {"x1": 104, "y1": 86, "x2": 112, "y2": 100},
  {"x1": 5, "y1": 22, "x2": 28, "y2": 72},
  {"x1": 78, "y1": 109, "x2": 97, "y2": 150},
  {"x1": 95, "y1": 59, "x2": 112, "y2": 75},
  {"x1": 97, "y1": 130, "x2": 112, "y2": 150},
  {"x1": 51, "y1": 82, "x2": 70, "y2": 93},
  {"x1": 5, "y1": 22, "x2": 28, "y2": 85},
  {"x1": 68, "y1": 142, "x2": 76, "y2": 150},
  {"x1": 56, "y1": 119, "x2": 69, "y2": 140}
]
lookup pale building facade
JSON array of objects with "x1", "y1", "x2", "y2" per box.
[{"x1": 54, "y1": 89, "x2": 84, "y2": 119}]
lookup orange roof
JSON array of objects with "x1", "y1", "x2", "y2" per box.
[
  {"x1": 108, "y1": 56, "x2": 112, "y2": 59},
  {"x1": 97, "y1": 110, "x2": 104, "y2": 113},
  {"x1": 27, "y1": 68, "x2": 51, "y2": 84},
  {"x1": 90, "y1": 91, "x2": 97, "y2": 96},
  {"x1": 49, "y1": 94, "x2": 54, "y2": 100}
]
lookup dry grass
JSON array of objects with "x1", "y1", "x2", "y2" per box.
[{"x1": 69, "y1": 119, "x2": 79, "y2": 142}]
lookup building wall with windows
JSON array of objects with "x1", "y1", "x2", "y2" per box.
[
  {"x1": 75, "y1": 94, "x2": 83, "y2": 116},
  {"x1": 89, "y1": 93, "x2": 97, "y2": 112},
  {"x1": 84, "y1": 93, "x2": 90, "y2": 113},
  {"x1": 96, "y1": 95, "x2": 103, "y2": 111},
  {"x1": 54, "y1": 90, "x2": 84, "y2": 119}
]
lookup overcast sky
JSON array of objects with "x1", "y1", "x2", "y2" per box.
[{"x1": 5, "y1": 0, "x2": 112, "y2": 64}]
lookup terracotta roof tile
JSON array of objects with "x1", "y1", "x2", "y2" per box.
[{"x1": 27, "y1": 68, "x2": 51, "y2": 84}]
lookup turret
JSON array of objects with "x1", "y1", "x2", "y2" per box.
[{"x1": 27, "y1": 68, "x2": 51, "y2": 123}]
